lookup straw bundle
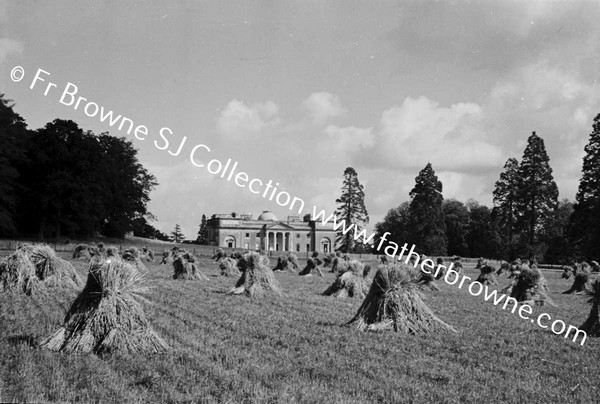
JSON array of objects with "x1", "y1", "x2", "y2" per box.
[
  {"x1": 591, "y1": 261, "x2": 600, "y2": 273},
  {"x1": 122, "y1": 247, "x2": 148, "y2": 273},
  {"x1": 212, "y1": 248, "x2": 226, "y2": 262},
  {"x1": 509, "y1": 258, "x2": 522, "y2": 278},
  {"x1": 30, "y1": 245, "x2": 82, "y2": 289},
  {"x1": 228, "y1": 252, "x2": 281, "y2": 297},
  {"x1": 496, "y1": 261, "x2": 510, "y2": 276},
  {"x1": 105, "y1": 246, "x2": 119, "y2": 258},
  {"x1": 299, "y1": 258, "x2": 325, "y2": 277},
  {"x1": 561, "y1": 265, "x2": 574, "y2": 280},
  {"x1": 502, "y1": 265, "x2": 555, "y2": 306},
  {"x1": 0, "y1": 247, "x2": 40, "y2": 295},
  {"x1": 331, "y1": 253, "x2": 349, "y2": 274},
  {"x1": 579, "y1": 280, "x2": 600, "y2": 337},
  {"x1": 475, "y1": 259, "x2": 498, "y2": 285},
  {"x1": 140, "y1": 247, "x2": 155, "y2": 262},
  {"x1": 72, "y1": 244, "x2": 91, "y2": 260},
  {"x1": 172, "y1": 252, "x2": 208, "y2": 281},
  {"x1": 219, "y1": 257, "x2": 241, "y2": 277},
  {"x1": 323, "y1": 259, "x2": 371, "y2": 298},
  {"x1": 450, "y1": 256, "x2": 463, "y2": 275},
  {"x1": 39, "y1": 258, "x2": 168, "y2": 354},
  {"x1": 563, "y1": 263, "x2": 591, "y2": 294},
  {"x1": 323, "y1": 252, "x2": 336, "y2": 268},
  {"x1": 273, "y1": 253, "x2": 300, "y2": 272},
  {"x1": 416, "y1": 269, "x2": 440, "y2": 291},
  {"x1": 346, "y1": 264, "x2": 457, "y2": 334}
]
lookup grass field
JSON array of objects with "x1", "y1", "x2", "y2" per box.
[{"x1": 0, "y1": 251, "x2": 599, "y2": 403}]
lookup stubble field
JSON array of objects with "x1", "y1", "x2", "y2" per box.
[{"x1": 0, "y1": 251, "x2": 599, "y2": 403}]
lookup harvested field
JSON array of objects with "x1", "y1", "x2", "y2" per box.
[{"x1": 0, "y1": 252, "x2": 599, "y2": 403}]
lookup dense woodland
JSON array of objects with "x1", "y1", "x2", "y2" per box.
[{"x1": 0, "y1": 94, "x2": 167, "y2": 240}]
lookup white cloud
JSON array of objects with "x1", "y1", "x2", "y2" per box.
[
  {"x1": 303, "y1": 92, "x2": 346, "y2": 124},
  {"x1": 324, "y1": 125, "x2": 374, "y2": 154},
  {"x1": 216, "y1": 99, "x2": 279, "y2": 137},
  {"x1": 357, "y1": 96, "x2": 503, "y2": 172},
  {"x1": 0, "y1": 38, "x2": 23, "y2": 64}
]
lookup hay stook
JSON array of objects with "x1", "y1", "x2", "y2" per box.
[
  {"x1": 172, "y1": 251, "x2": 208, "y2": 281},
  {"x1": 346, "y1": 264, "x2": 457, "y2": 334},
  {"x1": 579, "y1": 280, "x2": 600, "y2": 337},
  {"x1": 219, "y1": 257, "x2": 241, "y2": 277},
  {"x1": 228, "y1": 252, "x2": 281, "y2": 297},
  {"x1": 39, "y1": 258, "x2": 168, "y2": 355},
  {"x1": 563, "y1": 263, "x2": 591, "y2": 294},
  {"x1": 502, "y1": 264, "x2": 555, "y2": 307},
  {"x1": 323, "y1": 259, "x2": 371, "y2": 298}
]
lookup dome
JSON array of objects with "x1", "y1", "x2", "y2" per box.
[{"x1": 257, "y1": 210, "x2": 277, "y2": 221}]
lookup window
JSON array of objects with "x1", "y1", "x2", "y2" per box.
[
  {"x1": 306, "y1": 244, "x2": 310, "y2": 251},
  {"x1": 307, "y1": 233, "x2": 311, "y2": 238},
  {"x1": 256, "y1": 232, "x2": 260, "y2": 237},
  {"x1": 245, "y1": 232, "x2": 250, "y2": 238},
  {"x1": 296, "y1": 234, "x2": 300, "y2": 238},
  {"x1": 296, "y1": 244, "x2": 300, "y2": 252}
]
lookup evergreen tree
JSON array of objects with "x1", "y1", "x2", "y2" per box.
[
  {"x1": 408, "y1": 163, "x2": 447, "y2": 255},
  {"x1": 171, "y1": 224, "x2": 185, "y2": 243},
  {"x1": 492, "y1": 158, "x2": 520, "y2": 259},
  {"x1": 334, "y1": 167, "x2": 369, "y2": 253},
  {"x1": 443, "y1": 199, "x2": 470, "y2": 257},
  {"x1": 570, "y1": 113, "x2": 600, "y2": 261},
  {"x1": 515, "y1": 131, "x2": 559, "y2": 260},
  {"x1": 0, "y1": 94, "x2": 29, "y2": 235},
  {"x1": 197, "y1": 214, "x2": 208, "y2": 245}
]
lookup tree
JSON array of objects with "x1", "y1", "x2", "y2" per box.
[
  {"x1": 374, "y1": 201, "x2": 411, "y2": 252},
  {"x1": 0, "y1": 94, "x2": 29, "y2": 235},
  {"x1": 570, "y1": 113, "x2": 600, "y2": 261},
  {"x1": 197, "y1": 214, "x2": 208, "y2": 245},
  {"x1": 466, "y1": 200, "x2": 501, "y2": 258},
  {"x1": 544, "y1": 199, "x2": 574, "y2": 264},
  {"x1": 408, "y1": 163, "x2": 447, "y2": 255},
  {"x1": 334, "y1": 167, "x2": 369, "y2": 253},
  {"x1": 443, "y1": 199, "x2": 470, "y2": 257},
  {"x1": 97, "y1": 134, "x2": 157, "y2": 238},
  {"x1": 515, "y1": 132, "x2": 559, "y2": 260},
  {"x1": 171, "y1": 224, "x2": 185, "y2": 243},
  {"x1": 132, "y1": 216, "x2": 170, "y2": 241},
  {"x1": 492, "y1": 158, "x2": 520, "y2": 260}
]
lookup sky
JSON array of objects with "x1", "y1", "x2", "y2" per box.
[{"x1": 2, "y1": 0, "x2": 600, "y2": 239}]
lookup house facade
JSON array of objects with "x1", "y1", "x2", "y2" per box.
[{"x1": 206, "y1": 210, "x2": 336, "y2": 253}]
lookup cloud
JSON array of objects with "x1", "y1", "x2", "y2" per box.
[
  {"x1": 302, "y1": 92, "x2": 346, "y2": 124},
  {"x1": 324, "y1": 125, "x2": 374, "y2": 154},
  {"x1": 216, "y1": 99, "x2": 279, "y2": 137},
  {"x1": 355, "y1": 96, "x2": 503, "y2": 172},
  {"x1": 0, "y1": 38, "x2": 23, "y2": 64}
]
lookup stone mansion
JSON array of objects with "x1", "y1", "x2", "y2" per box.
[{"x1": 206, "y1": 211, "x2": 336, "y2": 253}]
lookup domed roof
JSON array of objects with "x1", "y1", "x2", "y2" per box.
[{"x1": 258, "y1": 210, "x2": 277, "y2": 221}]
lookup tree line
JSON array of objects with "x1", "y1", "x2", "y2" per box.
[
  {"x1": 0, "y1": 93, "x2": 167, "y2": 240},
  {"x1": 333, "y1": 120, "x2": 600, "y2": 264}
]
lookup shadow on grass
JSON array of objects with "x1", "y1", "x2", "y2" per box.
[{"x1": 7, "y1": 334, "x2": 37, "y2": 347}]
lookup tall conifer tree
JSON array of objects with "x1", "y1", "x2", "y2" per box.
[
  {"x1": 570, "y1": 114, "x2": 600, "y2": 260},
  {"x1": 197, "y1": 214, "x2": 208, "y2": 245},
  {"x1": 334, "y1": 167, "x2": 369, "y2": 253},
  {"x1": 408, "y1": 163, "x2": 447, "y2": 255},
  {"x1": 515, "y1": 131, "x2": 558, "y2": 258},
  {"x1": 492, "y1": 158, "x2": 520, "y2": 259}
]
